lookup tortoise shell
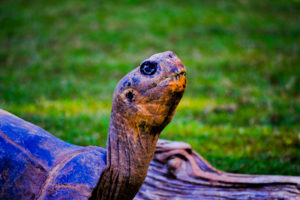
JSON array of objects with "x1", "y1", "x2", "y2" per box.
[{"x1": 0, "y1": 109, "x2": 106, "y2": 200}]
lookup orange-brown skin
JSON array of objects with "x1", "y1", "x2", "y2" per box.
[{"x1": 91, "y1": 51, "x2": 186, "y2": 200}]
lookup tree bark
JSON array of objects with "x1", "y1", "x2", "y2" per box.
[{"x1": 135, "y1": 139, "x2": 300, "y2": 200}]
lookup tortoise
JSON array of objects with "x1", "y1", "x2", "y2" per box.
[{"x1": 0, "y1": 51, "x2": 187, "y2": 200}]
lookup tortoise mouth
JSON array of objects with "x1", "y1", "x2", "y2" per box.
[
  {"x1": 157, "y1": 71, "x2": 187, "y2": 86},
  {"x1": 166, "y1": 71, "x2": 186, "y2": 81}
]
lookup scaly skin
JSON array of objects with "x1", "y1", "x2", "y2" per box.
[{"x1": 91, "y1": 51, "x2": 187, "y2": 200}]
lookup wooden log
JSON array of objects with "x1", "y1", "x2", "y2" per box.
[{"x1": 135, "y1": 139, "x2": 300, "y2": 200}]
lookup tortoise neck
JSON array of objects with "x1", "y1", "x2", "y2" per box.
[{"x1": 93, "y1": 110, "x2": 160, "y2": 200}]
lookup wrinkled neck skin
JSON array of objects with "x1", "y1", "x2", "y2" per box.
[{"x1": 93, "y1": 102, "x2": 165, "y2": 200}]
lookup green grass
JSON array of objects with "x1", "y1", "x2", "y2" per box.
[{"x1": 0, "y1": 0, "x2": 299, "y2": 175}]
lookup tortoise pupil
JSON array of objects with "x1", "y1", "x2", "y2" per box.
[{"x1": 140, "y1": 61, "x2": 157, "y2": 76}]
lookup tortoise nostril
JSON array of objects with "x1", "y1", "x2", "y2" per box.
[{"x1": 168, "y1": 52, "x2": 176, "y2": 58}]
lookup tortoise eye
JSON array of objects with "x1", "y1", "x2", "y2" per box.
[{"x1": 140, "y1": 61, "x2": 157, "y2": 76}]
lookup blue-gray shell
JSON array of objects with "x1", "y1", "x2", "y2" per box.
[{"x1": 0, "y1": 109, "x2": 106, "y2": 200}]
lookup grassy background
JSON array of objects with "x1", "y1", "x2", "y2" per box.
[{"x1": 0, "y1": 0, "x2": 299, "y2": 175}]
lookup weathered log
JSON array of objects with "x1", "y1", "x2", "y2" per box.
[{"x1": 135, "y1": 139, "x2": 300, "y2": 200}]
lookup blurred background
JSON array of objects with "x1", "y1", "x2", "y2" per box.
[{"x1": 0, "y1": 0, "x2": 299, "y2": 175}]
